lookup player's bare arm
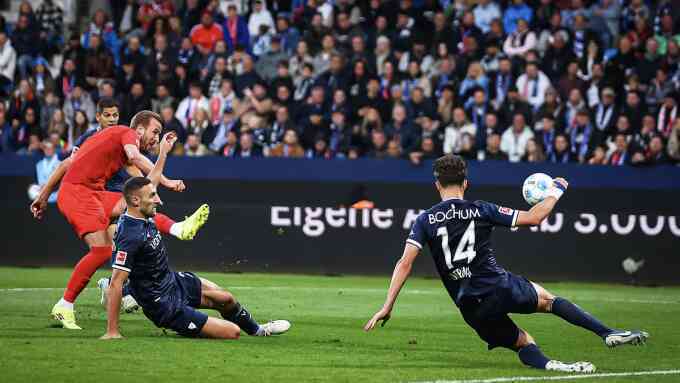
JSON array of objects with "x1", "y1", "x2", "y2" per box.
[
  {"x1": 147, "y1": 132, "x2": 178, "y2": 187},
  {"x1": 30, "y1": 156, "x2": 73, "y2": 219},
  {"x1": 364, "y1": 243, "x2": 420, "y2": 331},
  {"x1": 515, "y1": 178, "x2": 568, "y2": 227},
  {"x1": 123, "y1": 143, "x2": 184, "y2": 192},
  {"x1": 101, "y1": 268, "x2": 127, "y2": 340}
]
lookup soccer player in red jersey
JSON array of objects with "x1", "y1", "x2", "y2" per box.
[{"x1": 30, "y1": 111, "x2": 203, "y2": 329}]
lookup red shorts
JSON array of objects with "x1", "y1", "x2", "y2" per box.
[{"x1": 57, "y1": 183, "x2": 123, "y2": 238}]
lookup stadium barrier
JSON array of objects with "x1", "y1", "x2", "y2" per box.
[{"x1": 2, "y1": 155, "x2": 679, "y2": 285}]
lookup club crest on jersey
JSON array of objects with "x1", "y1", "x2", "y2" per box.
[
  {"x1": 115, "y1": 251, "x2": 127, "y2": 265},
  {"x1": 498, "y1": 206, "x2": 513, "y2": 216}
]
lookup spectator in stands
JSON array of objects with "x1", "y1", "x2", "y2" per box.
[
  {"x1": 498, "y1": 85, "x2": 531, "y2": 127},
  {"x1": 501, "y1": 113, "x2": 534, "y2": 162},
  {"x1": 444, "y1": 107, "x2": 475, "y2": 155},
  {"x1": 504, "y1": 0, "x2": 533, "y2": 34},
  {"x1": 657, "y1": 91, "x2": 678, "y2": 138},
  {"x1": 151, "y1": 84, "x2": 174, "y2": 115},
  {"x1": 474, "y1": 0, "x2": 501, "y2": 34},
  {"x1": 120, "y1": 81, "x2": 151, "y2": 123},
  {"x1": 522, "y1": 138, "x2": 546, "y2": 163},
  {"x1": 270, "y1": 128, "x2": 304, "y2": 158},
  {"x1": 12, "y1": 14, "x2": 41, "y2": 80},
  {"x1": 63, "y1": 85, "x2": 95, "y2": 124},
  {"x1": 236, "y1": 132, "x2": 263, "y2": 158},
  {"x1": 160, "y1": 105, "x2": 185, "y2": 144},
  {"x1": 632, "y1": 134, "x2": 669, "y2": 166},
  {"x1": 504, "y1": 18, "x2": 537, "y2": 59},
  {"x1": 36, "y1": 0, "x2": 64, "y2": 56},
  {"x1": 176, "y1": 82, "x2": 210, "y2": 129},
  {"x1": 608, "y1": 133, "x2": 630, "y2": 165},
  {"x1": 667, "y1": 119, "x2": 680, "y2": 163},
  {"x1": 28, "y1": 140, "x2": 61, "y2": 202},
  {"x1": 82, "y1": 10, "x2": 120, "y2": 66},
  {"x1": 588, "y1": 144, "x2": 608, "y2": 165},
  {"x1": 84, "y1": 34, "x2": 115, "y2": 89},
  {"x1": 256, "y1": 36, "x2": 287, "y2": 82},
  {"x1": 481, "y1": 132, "x2": 506, "y2": 161},
  {"x1": 184, "y1": 133, "x2": 210, "y2": 156},
  {"x1": 221, "y1": 8, "x2": 248, "y2": 54},
  {"x1": 547, "y1": 133, "x2": 572, "y2": 163},
  {"x1": 0, "y1": 32, "x2": 16, "y2": 97},
  {"x1": 190, "y1": 12, "x2": 224, "y2": 53},
  {"x1": 569, "y1": 109, "x2": 593, "y2": 163},
  {"x1": 138, "y1": 0, "x2": 174, "y2": 32},
  {"x1": 517, "y1": 61, "x2": 551, "y2": 111}
]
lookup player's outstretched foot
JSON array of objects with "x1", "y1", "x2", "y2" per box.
[
  {"x1": 50, "y1": 302, "x2": 81, "y2": 330},
  {"x1": 177, "y1": 204, "x2": 210, "y2": 240},
  {"x1": 546, "y1": 360, "x2": 596, "y2": 373},
  {"x1": 257, "y1": 320, "x2": 291, "y2": 336},
  {"x1": 121, "y1": 295, "x2": 140, "y2": 313},
  {"x1": 605, "y1": 330, "x2": 649, "y2": 348}
]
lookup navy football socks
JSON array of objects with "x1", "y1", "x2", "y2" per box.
[
  {"x1": 223, "y1": 302, "x2": 261, "y2": 336},
  {"x1": 518, "y1": 344, "x2": 550, "y2": 369},
  {"x1": 551, "y1": 297, "x2": 613, "y2": 338}
]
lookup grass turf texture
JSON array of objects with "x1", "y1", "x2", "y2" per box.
[{"x1": 1, "y1": 267, "x2": 678, "y2": 383}]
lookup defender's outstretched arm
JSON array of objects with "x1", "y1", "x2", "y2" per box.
[{"x1": 364, "y1": 243, "x2": 420, "y2": 331}]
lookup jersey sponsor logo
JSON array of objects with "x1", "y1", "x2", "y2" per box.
[
  {"x1": 428, "y1": 204, "x2": 480, "y2": 224},
  {"x1": 115, "y1": 251, "x2": 127, "y2": 265},
  {"x1": 498, "y1": 206, "x2": 513, "y2": 216}
]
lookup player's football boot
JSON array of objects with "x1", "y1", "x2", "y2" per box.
[
  {"x1": 177, "y1": 204, "x2": 210, "y2": 240},
  {"x1": 50, "y1": 303, "x2": 82, "y2": 330},
  {"x1": 546, "y1": 360, "x2": 596, "y2": 373},
  {"x1": 97, "y1": 277, "x2": 140, "y2": 313},
  {"x1": 605, "y1": 330, "x2": 649, "y2": 347},
  {"x1": 258, "y1": 320, "x2": 291, "y2": 336}
]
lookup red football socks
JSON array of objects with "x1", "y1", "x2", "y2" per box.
[
  {"x1": 154, "y1": 213, "x2": 176, "y2": 235},
  {"x1": 63, "y1": 245, "x2": 113, "y2": 303}
]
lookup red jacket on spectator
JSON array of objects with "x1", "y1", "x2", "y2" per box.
[{"x1": 190, "y1": 23, "x2": 224, "y2": 52}]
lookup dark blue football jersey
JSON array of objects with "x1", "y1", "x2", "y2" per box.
[
  {"x1": 111, "y1": 214, "x2": 178, "y2": 308},
  {"x1": 407, "y1": 198, "x2": 519, "y2": 306}
]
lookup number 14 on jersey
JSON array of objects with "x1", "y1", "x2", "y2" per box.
[{"x1": 437, "y1": 221, "x2": 477, "y2": 269}]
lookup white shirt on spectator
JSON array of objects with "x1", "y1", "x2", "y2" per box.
[
  {"x1": 443, "y1": 123, "x2": 476, "y2": 154},
  {"x1": 503, "y1": 30, "x2": 537, "y2": 57},
  {"x1": 175, "y1": 96, "x2": 210, "y2": 128},
  {"x1": 248, "y1": 8, "x2": 275, "y2": 38},
  {"x1": 219, "y1": 0, "x2": 248, "y2": 16},
  {"x1": 516, "y1": 71, "x2": 551, "y2": 110},
  {"x1": 474, "y1": 1, "x2": 501, "y2": 34},
  {"x1": 0, "y1": 39, "x2": 16, "y2": 80},
  {"x1": 500, "y1": 126, "x2": 534, "y2": 162}
]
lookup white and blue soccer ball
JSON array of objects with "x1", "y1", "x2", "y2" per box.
[{"x1": 522, "y1": 173, "x2": 554, "y2": 205}]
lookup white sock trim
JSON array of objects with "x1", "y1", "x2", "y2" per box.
[
  {"x1": 58, "y1": 298, "x2": 74, "y2": 310},
  {"x1": 169, "y1": 222, "x2": 182, "y2": 238}
]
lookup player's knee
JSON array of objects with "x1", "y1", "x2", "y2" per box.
[{"x1": 515, "y1": 329, "x2": 535, "y2": 349}]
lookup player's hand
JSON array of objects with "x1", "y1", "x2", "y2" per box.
[
  {"x1": 166, "y1": 179, "x2": 185, "y2": 192},
  {"x1": 160, "y1": 132, "x2": 177, "y2": 155},
  {"x1": 30, "y1": 197, "x2": 48, "y2": 220},
  {"x1": 364, "y1": 307, "x2": 392, "y2": 331},
  {"x1": 99, "y1": 332, "x2": 124, "y2": 340},
  {"x1": 553, "y1": 177, "x2": 568, "y2": 190}
]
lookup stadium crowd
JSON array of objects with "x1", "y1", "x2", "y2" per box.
[{"x1": 1, "y1": 0, "x2": 679, "y2": 166}]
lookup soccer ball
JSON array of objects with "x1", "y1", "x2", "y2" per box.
[{"x1": 522, "y1": 173, "x2": 554, "y2": 205}]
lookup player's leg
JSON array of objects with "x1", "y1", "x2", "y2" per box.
[
  {"x1": 198, "y1": 276, "x2": 290, "y2": 336},
  {"x1": 199, "y1": 317, "x2": 242, "y2": 339},
  {"x1": 515, "y1": 327, "x2": 596, "y2": 373},
  {"x1": 531, "y1": 281, "x2": 648, "y2": 346},
  {"x1": 154, "y1": 205, "x2": 210, "y2": 241}
]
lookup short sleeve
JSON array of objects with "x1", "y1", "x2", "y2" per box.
[
  {"x1": 475, "y1": 200, "x2": 518, "y2": 228},
  {"x1": 406, "y1": 214, "x2": 427, "y2": 250},
  {"x1": 120, "y1": 129, "x2": 139, "y2": 148},
  {"x1": 111, "y1": 231, "x2": 141, "y2": 272}
]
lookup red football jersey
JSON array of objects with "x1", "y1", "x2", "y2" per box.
[{"x1": 63, "y1": 126, "x2": 139, "y2": 190}]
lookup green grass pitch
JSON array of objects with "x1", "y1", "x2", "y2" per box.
[{"x1": 1, "y1": 267, "x2": 679, "y2": 383}]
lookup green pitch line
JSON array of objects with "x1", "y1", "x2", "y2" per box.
[{"x1": 0, "y1": 267, "x2": 678, "y2": 383}]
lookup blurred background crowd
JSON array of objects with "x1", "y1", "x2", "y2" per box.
[{"x1": 1, "y1": 0, "x2": 679, "y2": 167}]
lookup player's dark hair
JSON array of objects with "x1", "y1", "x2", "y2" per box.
[
  {"x1": 123, "y1": 177, "x2": 152, "y2": 204},
  {"x1": 130, "y1": 110, "x2": 163, "y2": 130},
  {"x1": 97, "y1": 97, "x2": 119, "y2": 114},
  {"x1": 433, "y1": 154, "x2": 467, "y2": 188}
]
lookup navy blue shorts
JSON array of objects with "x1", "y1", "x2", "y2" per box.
[
  {"x1": 142, "y1": 272, "x2": 209, "y2": 337},
  {"x1": 458, "y1": 272, "x2": 538, "y2": 350}
]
